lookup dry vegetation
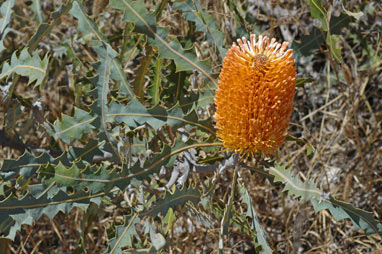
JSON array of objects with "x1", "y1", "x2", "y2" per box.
[{"x1": 0, "y1": 0, "x2": 381, "y2": 253}]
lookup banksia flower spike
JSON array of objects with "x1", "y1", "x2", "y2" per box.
[{"x1": 214, "y1": 34, "x2": 296, "y2": 157}]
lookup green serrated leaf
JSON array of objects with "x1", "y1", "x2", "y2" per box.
[
  {"x1": 39, "y1": 162, "x2": 115, "y2": 194},
  {"x1": 28, "y1": 2, "x2": 73, "y2": 51},
  {"x1": 0, "y1": 0, "x2": 15, "y2": 52},
  {"x1": 147, "y1": 223, "x2": 166, "y2": 251},
  {"x1": 265, "y1": 164, "x2": 382, "y2": 236},
  {"x1": 44, "y1": 162, "x2": 81, "y2": 187},
  {"x1": 329, "y1": 14, "x2": 351, "y2": 34},
  {"x1": 65, "y1": 139, "x2": 105, "y2": 166},
  {"x1": 148, "y1": 57, "x2": 162, "y2": 106},
  {"x1": 88, "y1": 43, "x2": 120, "y2": 160},
  {"x1": 0, "y1": 48, "x2": 49, "y2": 87},
  {"x1": 45, "y1": 107, "x2": 96, "y2": 144},
  {"x1": 0, "y1": 152, "x2": 53, "y2": 180},
  {"x1": 162, "y1": 207, "x2": 175, "y2": 235},
  {"x1": 133, "y1": 46, "x2": 154, "y2": 98},
  {"x1": 143, "y1": 187, "x2": 200, "y2": 217},
  {"x1": 298, "y1": 5, "x2": 347, "y2": 60},
  {"x1": 0, "y1": 190, "x2": 103, "y2": 240},
  {"x1": 30, "y1": 0, "x2": 44, "y2": 23},
  {"x1": 312, "y1": 198, "x2": 382, "y2": 235},
  {"x1": 106, "y1": 214, "x2": 139, "y2": 254},
  {"x1": 240, "y1": 185, "x2": 273, "y2": 254},
  {"x1": 268, "y1": 164, "x2": 322, "y2": 200},
  {"x1": 0, "y1": 181, "x2": 12, "y2": 197},
  {"x1": 294, "y1": 28, "x2": 324, "y2": 56},
  {"x1": 306, "y1": 145, "x2": 314, "y2": 156},
  {"x1": 219, "y1": 167, "x2": 238, "y2": 252},
  {"x1": 296, "y1": 77, "x2": 314, "y2": 87},
  {"x1": 305, "y1": 0, "x2": 329, "y2": 31},
  {"x1": 172, "y1": 0, "x2": 226, "y2": 59},
  {"x1": 226, "y1": 0, "x2": 249, "y2": 36},
  {"x1": 326, "y1": 34, "x2": 342, "y2": 62},
  {"x1": 0, "y1": 0, "x2": 14, "y2": 52},
  {"x1": 70, "y1": 1, "x2": 107, "y2": 41},
  {"x1": 44, "y1": 140, "x2": 220, "y2": 195},
  {"x1": 107, "y1": 99, "x2": 215, "y2": 133},
  {"x1": 70, "y1": 0, "x2": 135, "y2": 98},
  {"x1": 109, "y1": 0, "x2": 217, "y2": 87}
]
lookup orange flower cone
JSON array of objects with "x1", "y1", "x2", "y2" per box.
[{"x1": 214, "y1": 34, "x2": 296, "y2": 157}]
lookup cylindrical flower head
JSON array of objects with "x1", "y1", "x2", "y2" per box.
[{"x1": 214, "y1": 35, "x2": 296, "y2": 156}]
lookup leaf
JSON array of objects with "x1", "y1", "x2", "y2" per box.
[
  {"x1": 45, "y1": 107, "x2": 96, "y2": 144},
  {"x1": 306, "y1": 145, "x2": 314, "y2": 156},
  {"x1": 240, "y1": 185, "x2": 273, "y2": 254},
  {"x1": 294, "y1": 28, "x2": 324, "y2": 56},
  {"x1": 312, "y1": 198, "x2": 382, "y2": 235},
  {"x1": 226, "y1": 0, "x2": 249, "y2": 37},
  {"x1": 148, "y1": 57, "x2": 162, "y2": 106},
  {"x1": 28, "y1": 2, "x2": 73, "y2": 51},
  {"x1": 329, "y1": 14, "x2": 351, "y2": 35},
  {"x1": 326, "y1": 34, "x2": 342, "y2": 62},
  {"x1": 133, "y1": 46, "x2": 153, "y2": 98},
  {"x1": 0, "y1": 143, "x2": 106, "y2": 184},
  {"x1": 0, "y1": 180, "x2": 11, "y2": 197},
  {"x1": 0, "y1": 0, "x2": 14, "y2": 52},
  {"x1": 39, "y1": 162, "x2": 117, "y2": 194},
  {"x1": 296, "y1": 77, "x2": 314, "y2": 87},
  {"x1": 65, "y1": 139, "x2": 105, "y2": 166},
  {"x1": 42, "y1": 140, "x2": 220, "y2": 194},
  {"x1": 70, "y1": 0, "x2": 135, "y2": 98},
  {"x1": 107, "y1": 99, "x2": 215, "y2": 134},
  {"x1": 106, "y1": 214, "x2": 139, "y2": 254},
  {"x1": 172, "y1": 0, "x2": 226, "y2": 59},
  {"x1": 0, "y1": 152, "x2": 54, "y2": 180},
  {"x1": 297, "y1": 7, "x2": 348, "y2": 61},
  {"x1": 142, "y1": 187, "x2": 200, "y2": 217},
  {"x1": 219, "y1": 167, "x2": 238, "y2": 252},
  {"x1": 305, "y1": 0, "x2": 329, "y2": 31},
  {"x1": 265, "y1": 164, "x2": 382, "y2": 236},
  {"x1": 162, "y1": 208, "x2": 175, "y2": 234},
  {"x1": 30, "y1": 0, "x2": 44, "y2": 23},
  {"x1": 89, "y1": 43, "x2": 119, "y2": 158},
  {"x1": 42, "y1": 162, "x2": 81, "y2": 187},
  {"x1": 109, "y1": 0, "x2": 217, "y2": 87},
  {"x1": 0, "y1": 190, "x2": 103, "y2": 240},
  {"x1": 0, "y1": 48, "x2": 49, "y2": 87},
  {"x1": 268, "y1": 164, "x2": 324, "y2": 200},
  {"x1": 144, "y1": 222, "x2": 166, "y2": 251}
]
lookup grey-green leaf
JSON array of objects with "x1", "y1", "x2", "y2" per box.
[
  {"x1": 109, "y1": 0, "x2": 217, "y2": 87},
  {"x1": 106, "y1": 214, "x2": 139, "y2": 254},
  {"x1": 107, "y1": 99, "x2": 215, "y2": 133},
  {"x1": 240, "y1": 185, "x2": 273, "y2": 254},
  {"x1": 0, "y1": 0, "x2": 14, "y2": 52},
  {"x1": 172, "y1": 0, "x2": 226, "y2": 59},
  {"x1": 0, "y1": 152, "x2": 54, "y2": 180},
  {"x1": 70, "y1": 0, "x2": 135, "y2": 98},
  {"x1": 265, "y1": 164, "x2": 382, "y2": 236},
  {"x1": 45, "y1": 107, "x2": 96, "y2": 144},
  {"x1": 30, "y1": 0, "x2": 45, "y2": 23},
  {"x1": 0, "y1": 48, "x2": 49, "y2": 87},
  {"x1": 0, "y1": 190, "x2": 102, "y2": 240},
  {"x1": 143, "y1": 187, "x2": 200, "y2": 218}
]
